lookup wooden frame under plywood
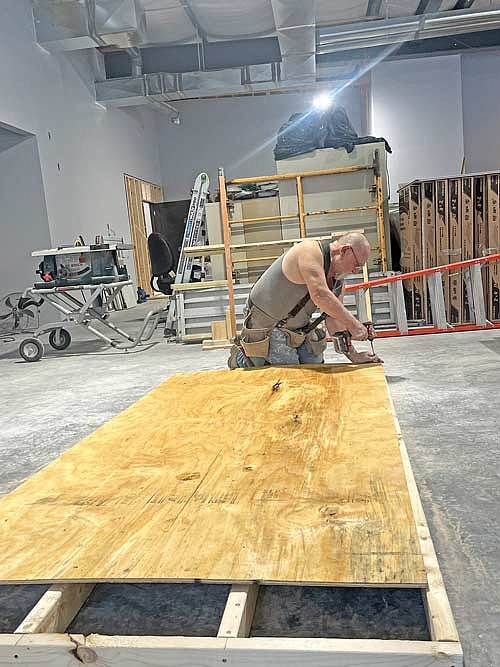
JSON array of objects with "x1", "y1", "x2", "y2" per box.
[
  {"x1": 124, "y1": 174, "x2": 163, "y2": 293},
  {"x1": 0, "y1": 393, "x2": 462, "y2": 666}
]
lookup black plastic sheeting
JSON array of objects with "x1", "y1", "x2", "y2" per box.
[{"x1": 274, "y1": 106, "x2": 391, "y2": 161}]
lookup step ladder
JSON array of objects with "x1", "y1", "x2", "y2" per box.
[
  {"x1": 346, "y1": 253, "x2": 500, "y2": 337},
  {"x1": 166, "y1": 172, "x2": 210, "y2": 331}
]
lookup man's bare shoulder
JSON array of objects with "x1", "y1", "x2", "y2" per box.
[
  {"x1": 290, "y1": 239, "x2": 323, "y2": 258},
  {"x1": 283, "y1": 239, "x2": 324, "y2": 283}
]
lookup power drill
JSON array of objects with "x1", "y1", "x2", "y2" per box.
[{"x1": 333, "y1": 321, "x2": 376, "y2": 356}]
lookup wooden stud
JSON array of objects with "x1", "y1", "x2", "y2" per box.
[
  {"x1": 0, "y1": 635, "x2": 462, "y2": 666},
  {"x1": 296, "y1": 176, "x2": 306, "y2": 238},
  {"x1": 229, "y1": 214, "x2": 298, "y2": 226},
  {"x1": 225, "y1": 308, "x2": 232, "y2": 341},
  {"x1": 183, "y1": 230, "x2": 365, "y2": 257},
  {"x1": 375, "y1": 173, "x2": 388, "y2": 272},
  {"x1": 305, "y1": 205, "x2": 378, "y2": 217},
  {"x1": 232, "y1": 255, "x2": 280, "y2": 264},
  {"x1": 217, "y1": 584, "x2": 259, "y2": 638},
  {"x1": 172, "y1": 280, "x2": 229, "y2": 292},
  {"x1": 201, "y1": 339, "x2": 233, "y2": 350},
  {"x1": 14, "y1": 584, "x2": 94, "y2": 634},
  {"x1": 219, "y1": 168, "x2": 237, "y2": 338}
]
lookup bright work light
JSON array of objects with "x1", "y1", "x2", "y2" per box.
[{"x1": 312, "y1": 93, "x2": 333, "y2": 110}]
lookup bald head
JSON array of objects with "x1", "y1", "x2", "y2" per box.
[
  {"x1": 338, "y1": 232, "x2": 370, "y2": 256},
  {"x1": 329, "y1": 232, "x2": 371, "y2": 276}
]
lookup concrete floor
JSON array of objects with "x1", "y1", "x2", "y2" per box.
[{"x1": 0, "y1": 304, "x2": 499, "y2": 663}]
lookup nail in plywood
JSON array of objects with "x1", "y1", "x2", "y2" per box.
[{"x1": 0, "y1": 365, "x2": 425, "y2": 587}]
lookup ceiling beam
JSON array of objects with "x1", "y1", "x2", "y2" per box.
[
  {"x1": 366, "y1": 0, "x2": 382, "y2": 16},
  {"x1": 415, "y1": 0, "x2": 443, "y2": 14}
]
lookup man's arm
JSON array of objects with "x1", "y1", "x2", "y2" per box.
[
  {"x1": 325, "y1": 289, "x2": 382, "y2": 364},
  {"x1": 297, "y1": 244, "x2": 367, "y2": 340}
]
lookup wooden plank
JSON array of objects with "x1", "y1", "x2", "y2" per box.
[
  {"x1": 0, "y1": 365, "x2": 425, "y2": 586},
  {"x1": 228, "y1": 165, "x2": 372, "y2": 185},
  {"x1": 230, "y1": 214, "x2": 298, "y2": 226},
  {"x1": 296, "y1": 176, "x2": 306, "y2": 237},
  {"x1": 211, "y1": 320, "x2": 227, "y2": 341},
  {"x1": 14, "y1": 584, "x2": 94, "y2": 634},
  {"x1": 0, "y1": 635, "x2": 461, "y2": 666},
  {"x1": 387, "y1": 393, "x2": 460, "y2": 643},
  {"x1": 219, "y1": 169, "x2": 237, "y2": 338},
  {"x1": 171, "y1": 280, "x2": 229, "y2": 292},
  {"x1": 124, "y1": 174, "x2": 163, "y2": 293},
  {"x1": 305, "y1": 205, "x2": 378, "y2": 217},
  {"x1": 225, "y1": 638, "x2": 462, "y2": 666},
  {"x1": 201, "y1": 339, "x2": 232, "y2": 350},
  {"x1": 183, "y1": 230, "x2": 365, "y2": 256},
  {"x1": 217, "y1": 584, "x2": 259, "y2": 638}
]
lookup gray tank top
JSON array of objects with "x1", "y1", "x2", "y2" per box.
[{"x1": 249, "y1": 240, "x2": 343, "y2": 330}]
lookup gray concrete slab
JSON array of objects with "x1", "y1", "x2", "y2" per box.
[{"x1": 0, "y1": 307, "x2": 498, "y2": 662}]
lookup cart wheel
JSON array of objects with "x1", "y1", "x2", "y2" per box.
[
  {"x1": 19, "y1": 338, "x2": 44, "y2": 362},
  {"x1": 48, "y1": 328, "x2": 71, "y2": 351}
]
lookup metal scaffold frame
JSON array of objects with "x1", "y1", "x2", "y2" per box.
[{"x1": 216, "y1": 157, "x2": 387, "y2": 338}]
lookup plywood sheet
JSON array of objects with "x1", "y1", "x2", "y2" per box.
[{"x1": 0, "y1": 365, "x2": 426, "y2": 586}]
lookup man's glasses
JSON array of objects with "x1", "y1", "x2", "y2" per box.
[{"x1": 349, "y1": 246, "x2": 364, "y2": 270}]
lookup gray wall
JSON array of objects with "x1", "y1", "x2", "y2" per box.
[
  {"x1": 0, "y1": 0, "x2": 162, "y2": 290},
  {"x1": 0, "y1": 136, "x2": 51, "y2": 293},
  {"x1": 158, "y1": 89, "x2": 365, "y2": 200},
  {"x1": 461, "y1": 51, "x2": 500, "y2": 174},
  {"x1": 371, "y1": 54, "x2": 465, "y2": 200}
]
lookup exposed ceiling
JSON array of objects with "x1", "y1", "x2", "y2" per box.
[
  {"x1": 138, "y1": 0, "x2": 499, "y2": 45},
  {"x1": 32, "y1": 0, "x2": 500, "y2": 108}
]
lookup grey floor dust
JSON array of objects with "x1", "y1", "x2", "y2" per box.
[{"x1": 0, "y1": 303, "x2": 499, "y2": 663}]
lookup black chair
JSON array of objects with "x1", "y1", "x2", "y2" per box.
[{"x1": 147, "y1": 232, "x2": 176, "y2": 295}]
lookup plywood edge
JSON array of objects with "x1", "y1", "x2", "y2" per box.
[
  {"x1": 0, "y1": 635, "x2": 462, "y2": 666},
  {"x1": 385, "y1": 384, "x2": 460, "y2": 644}
]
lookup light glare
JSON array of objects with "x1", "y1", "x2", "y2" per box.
[{"x1": 313, "y1": 93, "x2": 333, "y2": 110}]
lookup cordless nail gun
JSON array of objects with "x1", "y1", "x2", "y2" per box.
[{"x1": 333, "y1": 321, "x2": 376, "y2": 355}]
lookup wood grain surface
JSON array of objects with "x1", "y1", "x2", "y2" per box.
[{"x1": 0, "y1": 365, "x2": 426, "y2": 586}]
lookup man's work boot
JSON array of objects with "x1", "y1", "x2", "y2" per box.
[{"x1": 227, "y1": 344, "x2": 244, "y2": 369}]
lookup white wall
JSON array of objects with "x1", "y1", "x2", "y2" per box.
[
  {"x1": 371, "y1": 55, "x2": 464, "y2": 201},
  {"x1": 461, "y1": 51, "x2": 500, "y2": 174},
  {"x1": 0, "y1": 0, "x2": 161, "y2": 289},
  {"x1": 158, "y1": 89, "x2": 365, "y2": 201},
  {"x1": 0, "y1": 137, "x2": 51, "y2": 293}
]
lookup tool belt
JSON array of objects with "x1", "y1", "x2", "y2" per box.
[{"x1": 238, "y1": 299, "x2": 328, "y2": 360}]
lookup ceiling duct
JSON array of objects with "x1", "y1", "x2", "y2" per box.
[
  {"x1": 318, "y1": 7, "x2": 500, "y2": 54},
  {"x1": 95, "y1": 60, "x2": 366, "y2": 107},
  {"x1": 32, "y1": 0, "x2": 146, "y2": 51},
  {"x1": 271, "y1": 0, "x2": 316, "y2": 80}
]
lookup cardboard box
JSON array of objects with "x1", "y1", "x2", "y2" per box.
[
  {"x1": 421, "y1": 181, "x2": 436, "y2": 322},
  {"x1": 473, "y1": 176, "x2": 488, "y2": 310},
  {"x1": 409, "y1": 183, "x2": 424, "y2": 320},
  {"x1": 399, "y1": 185, "x2": 414, "y2": 318},
  {"x1": 486, "y1": 174, "x2": 500, "y2": 320},
  {"x1": 461, "y1": 177, "x2": 474, "y2": 321},
  {"x1": 448, "y1": 178, "x2": 462, "y2": 323},
  {"x1": 435, "y1": 179, "x2": 450, "y2": 319}
]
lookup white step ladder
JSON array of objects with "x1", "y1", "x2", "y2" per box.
[{"x1": 166, "y1": 172, "x2": 210, "y2": 331}]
